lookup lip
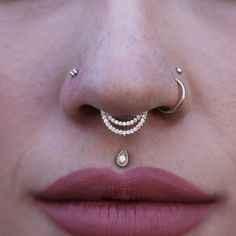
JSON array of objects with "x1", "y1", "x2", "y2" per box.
[{"x1": 37, "y1": 167, "x2": 214, "y2": 236}]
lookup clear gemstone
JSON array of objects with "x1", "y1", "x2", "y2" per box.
[
  {"x1": 116, "y1": 150, "x2": 129, "y2": 167},
  {"x1": 119, "y1": 155, "x2": 126, "y2": 163}
]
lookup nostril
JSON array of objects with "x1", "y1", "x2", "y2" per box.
[
  {"x1": 79, "y1": 104, "x2": 100, "y2": 118},
  {"x1": 157, "y1": 106, "x2": 170, "y2": 112}
]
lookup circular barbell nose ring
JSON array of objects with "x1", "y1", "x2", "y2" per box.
[
  {"x1": 101, "y1": 111, "x2": 148, "y2": 136},
  {"x1": 158, "y1": 78, "x2": 186, "y2": 114}
]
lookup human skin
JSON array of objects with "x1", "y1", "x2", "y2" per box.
[{"x1": 0, "y1": 0, "x2": 236, "y2": 235}]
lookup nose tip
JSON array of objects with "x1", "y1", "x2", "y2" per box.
[{"x1": 88, "y1": 74, "x2": 157, "y2": 118}]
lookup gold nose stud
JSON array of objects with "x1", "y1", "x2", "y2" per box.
[{"x1": 176, "y1": 67, "x2": 183, "y2": 75}]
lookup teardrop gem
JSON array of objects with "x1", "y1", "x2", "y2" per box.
[{"x1": 116, "y1": 150, "x2": 129, "y2": 168}]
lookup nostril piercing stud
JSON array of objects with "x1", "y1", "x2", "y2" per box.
[
  {"x1": 70, "y1": 68, "x2": 79, "y2": 78},
  {"x1": 176, "y1": 67, "x2": 183, "y2": 75}
]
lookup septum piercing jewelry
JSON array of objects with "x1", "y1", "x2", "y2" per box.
[{"x1": 101, "y1": 111, "x2": 148, "y2": 137}]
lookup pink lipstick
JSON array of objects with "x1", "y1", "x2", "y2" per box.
[{"x1": 37, "y1": 167, "x2": 214, "y2": 236}]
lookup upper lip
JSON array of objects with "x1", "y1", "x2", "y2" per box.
[{"x1": 37, "y1": 166, "x2": 212, "y2": 203}]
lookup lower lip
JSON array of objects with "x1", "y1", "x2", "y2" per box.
[{"x1": 38, "y1": 200, "x2": 213, "y2": 236}]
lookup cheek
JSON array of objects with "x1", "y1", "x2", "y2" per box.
[
  {"x1": 174, "y1": 3, "x2": 236, "y2": 129},
  {"x1": 0, "y1": 75, "x2": 51, "y2": 142},
  {"x1": 0, "y1": 16, "x2": 73, "y2": 147},
  {"x1": 0, "y1": 78, "x2": 47, "y2": 193},
  {"x1": 0, "y1": 54, "x2": 62, "y2": 198},
  {"x1": 170, "y1": 2, "x2": 236, "y2": 196},
  {"x1": 0, "y1": 4, "x2": 87, "y2": 205}
]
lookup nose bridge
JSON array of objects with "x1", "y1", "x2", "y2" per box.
[
  {"x1": 106, "y1": 0, "x2": 146, "y2": 42},
  {"x1": 103, "y1": 0, "x2": 161, "y2": 60},
  {"x1": 87, "y1": 2, "x2": 165, "y2": 109}
]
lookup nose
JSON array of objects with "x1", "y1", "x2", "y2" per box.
[{"x1": 61, "y1": 1, "x2": 183, "y2": 120}]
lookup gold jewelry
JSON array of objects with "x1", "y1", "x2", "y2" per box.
[
  {"x1": 158, "y1": 69, "x2": 186, "y2": 114},
  {"x1": 176, "y1": 66, "x2": 183, "y2": 75}
]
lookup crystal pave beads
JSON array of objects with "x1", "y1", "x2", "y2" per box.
[{"x1": 100, "y1": 111, "x2": 148, "y2": 136}]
